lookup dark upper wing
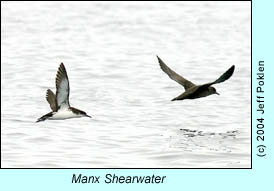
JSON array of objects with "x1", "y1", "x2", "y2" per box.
[
  {"x1": 46, "y1": 89, "x2": 57, "y2": 111},
  {"x1": 55, "y1": 63, "x2": 70, "y2": 109},
  {"x1": 157, "y1": 56, "x2": 196, "y2": 90},
  {"x1": 204, "y1": 65, "x2": 235, "y2": 87},
  {"x1": 213, "y1": 65, "x2": 235, "y2": 84}
]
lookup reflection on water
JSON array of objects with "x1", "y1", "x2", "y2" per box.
[
  {"x1": 1, "y1": 1, "x2": 251, "y2": 168},
  {"x1": 173, "y1": 129, "x2": 239, "y2": 151},
  {"x1": 179, "y1": 128, "x2": 238, "y2": 138}
]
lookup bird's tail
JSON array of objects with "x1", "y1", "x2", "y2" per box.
[
  {"x1": 171, "y1": 97, "x2": 177, "y2": 101},
  {"x1": 36, "y1": 117, "x2": 46, "y2": 123},
  {"x1": 36, "y1": 112, "x2": 52, "y2": 122}
]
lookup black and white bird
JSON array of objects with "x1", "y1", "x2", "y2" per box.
[
  {"x1": 37, "y1": 63, "x2": 91, "y2": 122},
  {"x1": 157, "y1": 56, "x2": 235, "y2": 101}
]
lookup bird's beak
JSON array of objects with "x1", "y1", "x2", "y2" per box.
[
  {"x1": 85, "y1": 114, "x2": 92, "y2": 118},
  {"x1": 216, "y1": 92, "x2": 220, "y2": 95}
]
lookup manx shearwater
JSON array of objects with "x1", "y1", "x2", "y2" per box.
[
  {"x1": 157, "y1": 56, "x2": 235, "y2": 101},
  {"x1": 37, "y1": 63, "x2": 91, "y2": 122}
]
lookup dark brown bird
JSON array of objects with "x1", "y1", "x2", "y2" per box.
[{"x1": 157, "y1": 56, "x2": 235, "y2": 101}]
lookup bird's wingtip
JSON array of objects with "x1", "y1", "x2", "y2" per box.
[
  {"x1": 230, "y1": 65, "x2": 235, "y2": 74},
  {"x1": 59, "y1": 62, "x2": 65, "y2": 68},
  {"x1": 156, "y1": 55, "x2": 160, "y2": 62},
  {"x1": 157, "y1": 55, "x2": 163, "y2": 61},
  {"x1": 156, "y1": 56, "x2": 164, "y2": 66}
]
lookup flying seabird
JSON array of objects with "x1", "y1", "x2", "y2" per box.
[
  {"x1": 157, "y1": 56, "x2": 235, "y2": 101},
  {"x1": 37, "y1": 63, "x2": 91, "y2": 122}
]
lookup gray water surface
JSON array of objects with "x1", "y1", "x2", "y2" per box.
[{"x1": 1, "y1": 2, "x2": 251, "y2": 168}]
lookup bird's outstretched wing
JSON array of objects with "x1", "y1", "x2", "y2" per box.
[
  {"x1": 157, "y1": 56, "x2": 196, "y2": 90},
  {"x1": 197, "y1": 65, "x2": 235, "y2": 92},
  {"x1": 55, "y1": 63, "x2": 70, "y2": 110},
  {"x1": 46, "y1": 89, "x2": 57, "y2": 111},
  {"x1": 205, "y1": 65, "x2": 235, "y2": 87}
]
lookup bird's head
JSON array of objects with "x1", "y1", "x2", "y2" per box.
[
  {"x1": 71, "y1": 107, "x2": 91, "y2": 118},
  {"x1": 209, "y1": 87, "x2": 220, "y2": 95},
  {"x1": 79, "y1": 110, "x2": 92, "y2": 118}
]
